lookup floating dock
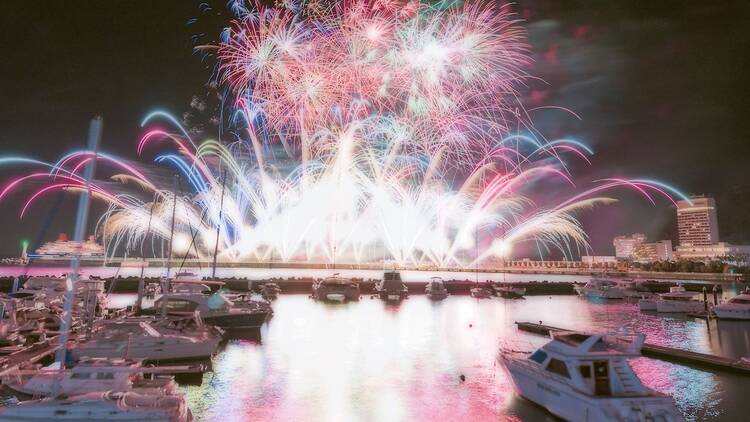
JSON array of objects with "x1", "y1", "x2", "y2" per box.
[{"x1": 515, "y1": 321, "x2": 750, "y2": 375}]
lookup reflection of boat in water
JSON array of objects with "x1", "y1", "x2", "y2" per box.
[
  {"x1": 312, "y1": 275, "x2": 360, "y2": 303},
  {"x1": 260, "y1": 283, "x2": 281, "y2": 301},
  {"x1": 375, "y1": 271, "x2": 408, "y2": 302},
  {"x1": 425, "y1": 277, "x2": 448, "y2": 300},
  {"x1": 574, "y1": 279, "x2": 626, "y2": 299},
  {"x1": 498, "y1": 332, "x2": 683, "y2": 422},
  {"x1": 0, "y1": 390, "x2": 192, "y2": 422},
  {"x1": 713, "y1": 289, "x2": 750, "y2": 320},
  {"x1": 493, "y1": 285, "x2": 526, "y2": 299},
  {"x1": 655, "y1": 285, "x2": 704, "y2": 313}
]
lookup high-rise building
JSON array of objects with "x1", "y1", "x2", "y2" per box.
[
  {"x1": 613, "y1": 233, "x2": 646, "y2": 259},
  {"x1": 676, "y1": 196, "x2": 719, "y2": 246},
  {"x1": 634, "y1": 240, "x2": 673, "y2": 262}
]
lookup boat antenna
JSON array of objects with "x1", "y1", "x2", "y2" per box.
[
  {"x1": 53, "y1": 116, "x2": 102, "y2": 395},
  {"x1": 135, "y1": 192, "x2": 156, "y2": 313},
  {"x1": 212, "y1": 169, "x2": 227, "y2": 279}
]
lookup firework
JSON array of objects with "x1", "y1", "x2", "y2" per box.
[{"x1": 0, "y1": 1, "x2": 689, "y2": 267}]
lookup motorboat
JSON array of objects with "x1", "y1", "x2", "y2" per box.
[
  {"x1": 498, "y1": 332, "x2": 683, "y2": 422},
  {"x1": 375, "y1": 271, "x2": 408, "y2": 302},
  {"x1": 493, "y1": 284, "x2": 526, "y2": 299},
  {"x1": 312, "y1": 274, "x2": 360, "y2": 303},
  {"x1": 470, "y1": 286, "x2": 493, "y2": 299},
  {"x1": 655, "y1": 285, "x2": 704, "y2": 313},
  {"x1": 0, "y1": 390, "x2": 192, "y2": 421},
  {"x1": 2, "y1": 358, "x2": 181, "y2": 398},
  {"x1": 425, "y1": 277, "x2": 448, "y2": 300},
  {"x1": 574, "y1": 279, "x2": 626, "y2": 299},
  {"x1": 70, "y1": 319, "x2": 221, "y2": 363},
  {"x1": 712, "y1": 289, "x2": 750, "y2": 320},
  {"x1": 153, "y1": 291, "x2": 271, "y2": 330},
  {"x1": 615, "y1": 279, "x2": 650, "y2": 298},
  {"x1": 260, "y1": 283, "x2": 281, "y2": 301}
]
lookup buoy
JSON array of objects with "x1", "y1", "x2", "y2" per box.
[
  {"x1": 459, "y1": 374, "x2": 466, "y2": 382},
  {"x1": 469, "y1": 323, "x2": 473, "y2": 328}
]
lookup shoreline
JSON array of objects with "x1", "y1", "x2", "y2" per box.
[{"x1": 2, "y1": 259, "x2": 745, "y2": 282}]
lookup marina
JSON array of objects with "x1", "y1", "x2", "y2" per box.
[{"x1": 0, "y1": 270, "x2": 748, "y2": 420}]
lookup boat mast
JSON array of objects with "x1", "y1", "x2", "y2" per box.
[
  {"x1": 211, "y1": 169, "x2": 227, "y2": 280},
  {"x1": 165, "y1": 175, "x2": 179, "y2": 279},
  {"x1": 53, "y1": 116, "x2": 102, "y2": 391},
  {"x1": 135, "y1": 193, "x2": 156, "y2": 313}
]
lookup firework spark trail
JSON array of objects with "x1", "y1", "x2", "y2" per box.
[{"x1": 0, "y1": 1, "x2": 690, "y2": 267}]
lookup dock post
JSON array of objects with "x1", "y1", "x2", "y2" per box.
[
  {"x1": 712, "y1": 285, "x2": 718, "y2": 305},
  {"x1": 703, "y1": 286, "x2": 708, "y2": 312}
]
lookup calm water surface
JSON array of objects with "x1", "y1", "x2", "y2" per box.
[
  {"x1": 5, "y1": 266, "x2": 749, "y2": 421},
  {"x1": 132, "y1": 294, "x2": 749, "y2": 421}
]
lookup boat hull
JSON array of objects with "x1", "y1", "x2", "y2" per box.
[
  {"x1": 712, "y1": 306, "x2": 750, "y2": 320},
  {"x1": 656, "y1": 300, "x2": 704, "y2": 313},
  {"x1": 203, "y1": 311, "x2": 269, "y2": 329},
  {"x1": 312, "y1": 285, "x2": 360, "y2": 303},
  {"x1": 501, "y1": 357, "x2": 683, "y2": 422},
  {"x1": 638, "y1": 299, "x2": 657, "y2": 311}
]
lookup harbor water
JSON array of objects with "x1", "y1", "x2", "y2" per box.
[
  {"x1": 2, "y1": 266, "x2": 748, "y2": 421},
  {"x1": 119, "y1": 290, "x2": 748, "y2": 421}
]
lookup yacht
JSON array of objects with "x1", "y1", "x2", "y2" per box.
[
  {"x1": 70, "y1": 319, "x2": 221, "y2": 363},
  {"x1": 655, "y1": 285, "x2": 704, "y2": 313},
  {"x1": 493, "y1": 284, "x2": 526, "y2": 299},
  {"x1": 312, "y1": 275, "x2": 360, "y2": 302},
  {"x1": 375, "y1": 271, "x2": 408, "y2": 302},
  {"x1": 425, "y1": 277, "x2": 448, "y2": 300},
  {"x1": 498, "y1": 332, "x2": 683, "y2": 422},
  {"x1": 574, "y1": 279, "x2": 626, "y2": 299},
  {"x1": 153, "y1": 291, "x2": 271, "y2": 330},
  {"x1": 0, "y1": 390, "x2": 192, "y2": 422},
  {"x1": 2, "y1": 358, "x2": 181, "y2": 398},
  {"x1": 260, "y1": 283, "x2": 281, "y2": 301},
  {"x1": 712, "y1": 289, "x2": 750, "y2": 320},
  {"x1": 470, "y1": 285, "x2": 493, "y2": 299}
]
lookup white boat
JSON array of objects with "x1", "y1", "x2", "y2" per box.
[
  {"x1": 712, "y1": 289, "x2": 750, "y2": 320},
  {"x1": 312, "y1": 275, "x2": 360, "y2": 302},
  {"x1": 2, "y1": 358, "x2": 179, "y2": 397},
  {"x1": 153, "y1": 291, "x2": 271, "y2": 330},
  {"x1": 0, "y1": 391, "x2": 191, "y2": 421},
  {"x1": 425, "y1": 277, "x2": 448, "y2": 300},
  {"x1": 574, "y1": 279, "x2": 626, "y2": 299},
  {"x1": 470, "y1": 286, "x2": 492, "y2": 299},
  {"x1": 655, "y1": 286, "x2": 704, "y2": 313},
  {"x1": 493, "y1": 285, "x2": 526, "y2": 299},
  {"x1": 499, "y1": 332, "x2": 683, "y2": 422},
  {"x1": 71, "y1": 319, "x2": 220, "y2": 362}
]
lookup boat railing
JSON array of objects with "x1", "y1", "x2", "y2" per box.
[{"x1": 498, "y1": 338, "x2": 536, "y2": 357}]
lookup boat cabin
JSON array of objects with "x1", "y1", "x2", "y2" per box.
[{"x1": 527, "y1": 332, "x2": 650, "y2": 398}]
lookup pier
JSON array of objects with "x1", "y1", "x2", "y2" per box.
[{"x1": 515, "y1": 321, "x2": 750, "y2": 375}]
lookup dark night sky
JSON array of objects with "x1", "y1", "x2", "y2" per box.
[{"x1": 0, "y1": 1, "x2": 748, "y2": 258}]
